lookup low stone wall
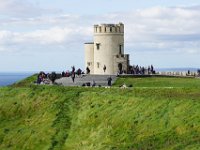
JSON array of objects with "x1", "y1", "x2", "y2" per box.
[
  {"x1": 157, "y1": 71, "x2": 197, "y2": 77},
  {"x1": 118, "y1": 73, "x2": 197, "y2": 78}
]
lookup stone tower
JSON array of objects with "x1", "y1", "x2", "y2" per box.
[{"x1": 85, "y1": 22, "x2": 129, "y2": 75}]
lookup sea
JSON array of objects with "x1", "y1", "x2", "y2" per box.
[{"x1": 0, "y1": 72, "x2": 34, "y2": 87}]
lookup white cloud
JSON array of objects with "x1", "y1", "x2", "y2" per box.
[
  {"x1": 1, "y1": 6, "x2": 200, "y2": 49},
  {"x1": 0, "y1": 25, "x2": 93, "y2": 54},
  {"x1": 0, "y1": 46, "x2": 6, "y2": 52},
  {"x1": 0, "y1": 0, "x2": 61, "y2": 17},
  {"x1": 0, "y1": 5, "x2": 200, "y2": 69}
]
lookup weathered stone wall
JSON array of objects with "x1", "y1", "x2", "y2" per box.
[
  {"x1": 94, "y1": 23, "x2": 124, "y2": 74},
  {"x1": 113, "y1": 54, "x2": 129, "y2": 74},
  {"x1": 157, "y1": 71, "x2": 197, "y2": 76},
  {"x1": 85, "y1": 23, "x2": 129, "y2": 75},
  {"x1": 84, "y1": 43, "x2": 94, "y2": 74}
]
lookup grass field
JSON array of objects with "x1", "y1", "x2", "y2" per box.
[
  {"x1": 0, "y1": 76, "x2": 200, "y2": 150},
  {"x1": 113, "y1": 76, "x2": 200, "y2": 88}
]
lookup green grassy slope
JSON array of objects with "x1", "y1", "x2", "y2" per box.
[
  {"x1": 113, "y1": 77, "x2": 200, "y2": 88},
  {"x1": 0, "y1": 76, "x2": 200, "y2": 150},
  {"x1": 0, "y1": 86, "x2": 78, "y2": 150}
]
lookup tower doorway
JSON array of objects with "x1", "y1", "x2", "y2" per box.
[{"x1": 118, "y1": 63, "x2": 123, "y2": 74}]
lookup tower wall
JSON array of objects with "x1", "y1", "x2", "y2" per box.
[
  {"x1": 93, "y1": 23, "x2": 124, "y2": 74},
  {"x1": 84, "y1": 43, "x2": 94, "y2": 74}
]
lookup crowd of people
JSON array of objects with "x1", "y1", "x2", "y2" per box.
[
  {"x1": 36, "y1": 71, "x2": 50, "y2": 84},
  {"x1": 61, "y1": 66, "x2": 84, "y2": 83},
  {"x1": 128, "y1": 65, "x2": 155, "y2": 75},
  {"x1": 36, "y1": 66, "x2": 84, "y2": 85},
  {"x1": 36, "y1": 71, "x2": 59, "y2": 85},
  {"x1": 35, "y1": 64, "x2": 156, "y2": 86},
  {"x1": 62, "y1": 66, "x2": 84, "y2": 78}
]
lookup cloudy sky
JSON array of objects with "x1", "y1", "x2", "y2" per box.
[{"x1": 0, "y1": 0, "x2": 200, "y2": 72}]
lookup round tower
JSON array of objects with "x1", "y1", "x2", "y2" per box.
[
  {"x1": 84, "y1": 43, "x2": 94, "y2": 74},
  {"x1": 93, "y1": 23, "x2": 124, "y2": 74}
]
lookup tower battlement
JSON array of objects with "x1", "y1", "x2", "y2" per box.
[{"x1": 94, "y1": 22, "x2": 124, "y2": 34}]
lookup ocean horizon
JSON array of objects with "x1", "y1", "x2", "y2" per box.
[
  {"x1": 156, "y1": 67, "x2": 199, "y2": 72},
  {"x1": 0, "y1": 72, "x2": 34, "y2": 87}
]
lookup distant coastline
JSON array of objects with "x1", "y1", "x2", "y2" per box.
[
  {"x1": 0, "y1": 72, "x2": 34, "y2": 87},
  {"x1": 156, "y1": 68, "x2": 199, "y2": 72}
]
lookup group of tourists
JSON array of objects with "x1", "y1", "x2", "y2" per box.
[
  {"x1": 36, "y1": 66, "x2": 84, "y2": 85},
  {"x1": 36, "y1": 71, "x2": 59, "y2": 85},
  {"x1": 129, "y1": 65, "x2": 155, "y2": 75},
  {"x1": 36, "y1": 71, "x2": 51, "y2": 84},
  {"x1": 62, "y1": 67, "x2": 83, "y2": 78},
  {"x1": 35, "y1": 64, "x2": 157, "y2": 86},
  {"x1": 61, "y1": 66, "x2": 84, "y2": 83},
  {"x1": 35, "y1": 67, "x2": 113, "y2": 86}
]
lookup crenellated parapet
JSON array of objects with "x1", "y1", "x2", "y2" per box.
[{"x1": 94, "y1": 22, "x2": 124, "y2": 34}]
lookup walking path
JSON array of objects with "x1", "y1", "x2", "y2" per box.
[{"x1": 55, "y1": 75, "x2": 117, "y2": 86}]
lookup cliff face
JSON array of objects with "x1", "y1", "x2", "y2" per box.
[{"x1": 0, "y1": 76, "x2": 200, "y2": 150}]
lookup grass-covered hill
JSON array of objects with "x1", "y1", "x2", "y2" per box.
[{"x1": 0, "y1": 76, "x2": 200, "y2": 150}]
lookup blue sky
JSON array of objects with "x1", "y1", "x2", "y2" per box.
[{"x1": 0, "y1": 0, "x2": 200, "y2": 72}]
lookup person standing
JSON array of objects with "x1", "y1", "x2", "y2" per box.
[
  {"x1": 107, "y1": 76, "x2": 112, "y2": 86},
  {"x1": 103, "y1": 65, "x2": 106, "y2": 73},
  {"x1": 71, "y1": 72, "x2": 75, "y2": 83},
  {"x1": 86, "y1": 67, "x2": 90, "y2": 74},
  {"x1": 51, "y1": 72, "x2": 56, "y2": 84},
  {"x1": 91, "y1": 80, "x2": 96, "y2": 87},
  {"x1": 72, "y1": 66, "x2": 75, "y2": 73}
]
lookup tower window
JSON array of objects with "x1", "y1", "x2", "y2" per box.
[
  {"x1": 110, "y1": 27, "x2": 112, "y2": 32},
  {"x1": 96, "y1": 43, "x2": 100, "y2": 50},
  {"x1": 119, "y1": 45, "x2": 122, "y2": 54},
  {"x1": 87, "y1": 62, "x2": 92, "y2": 66},
  {"x1": 97, "y1": 62, "x2": 100, "y2": 68}
]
